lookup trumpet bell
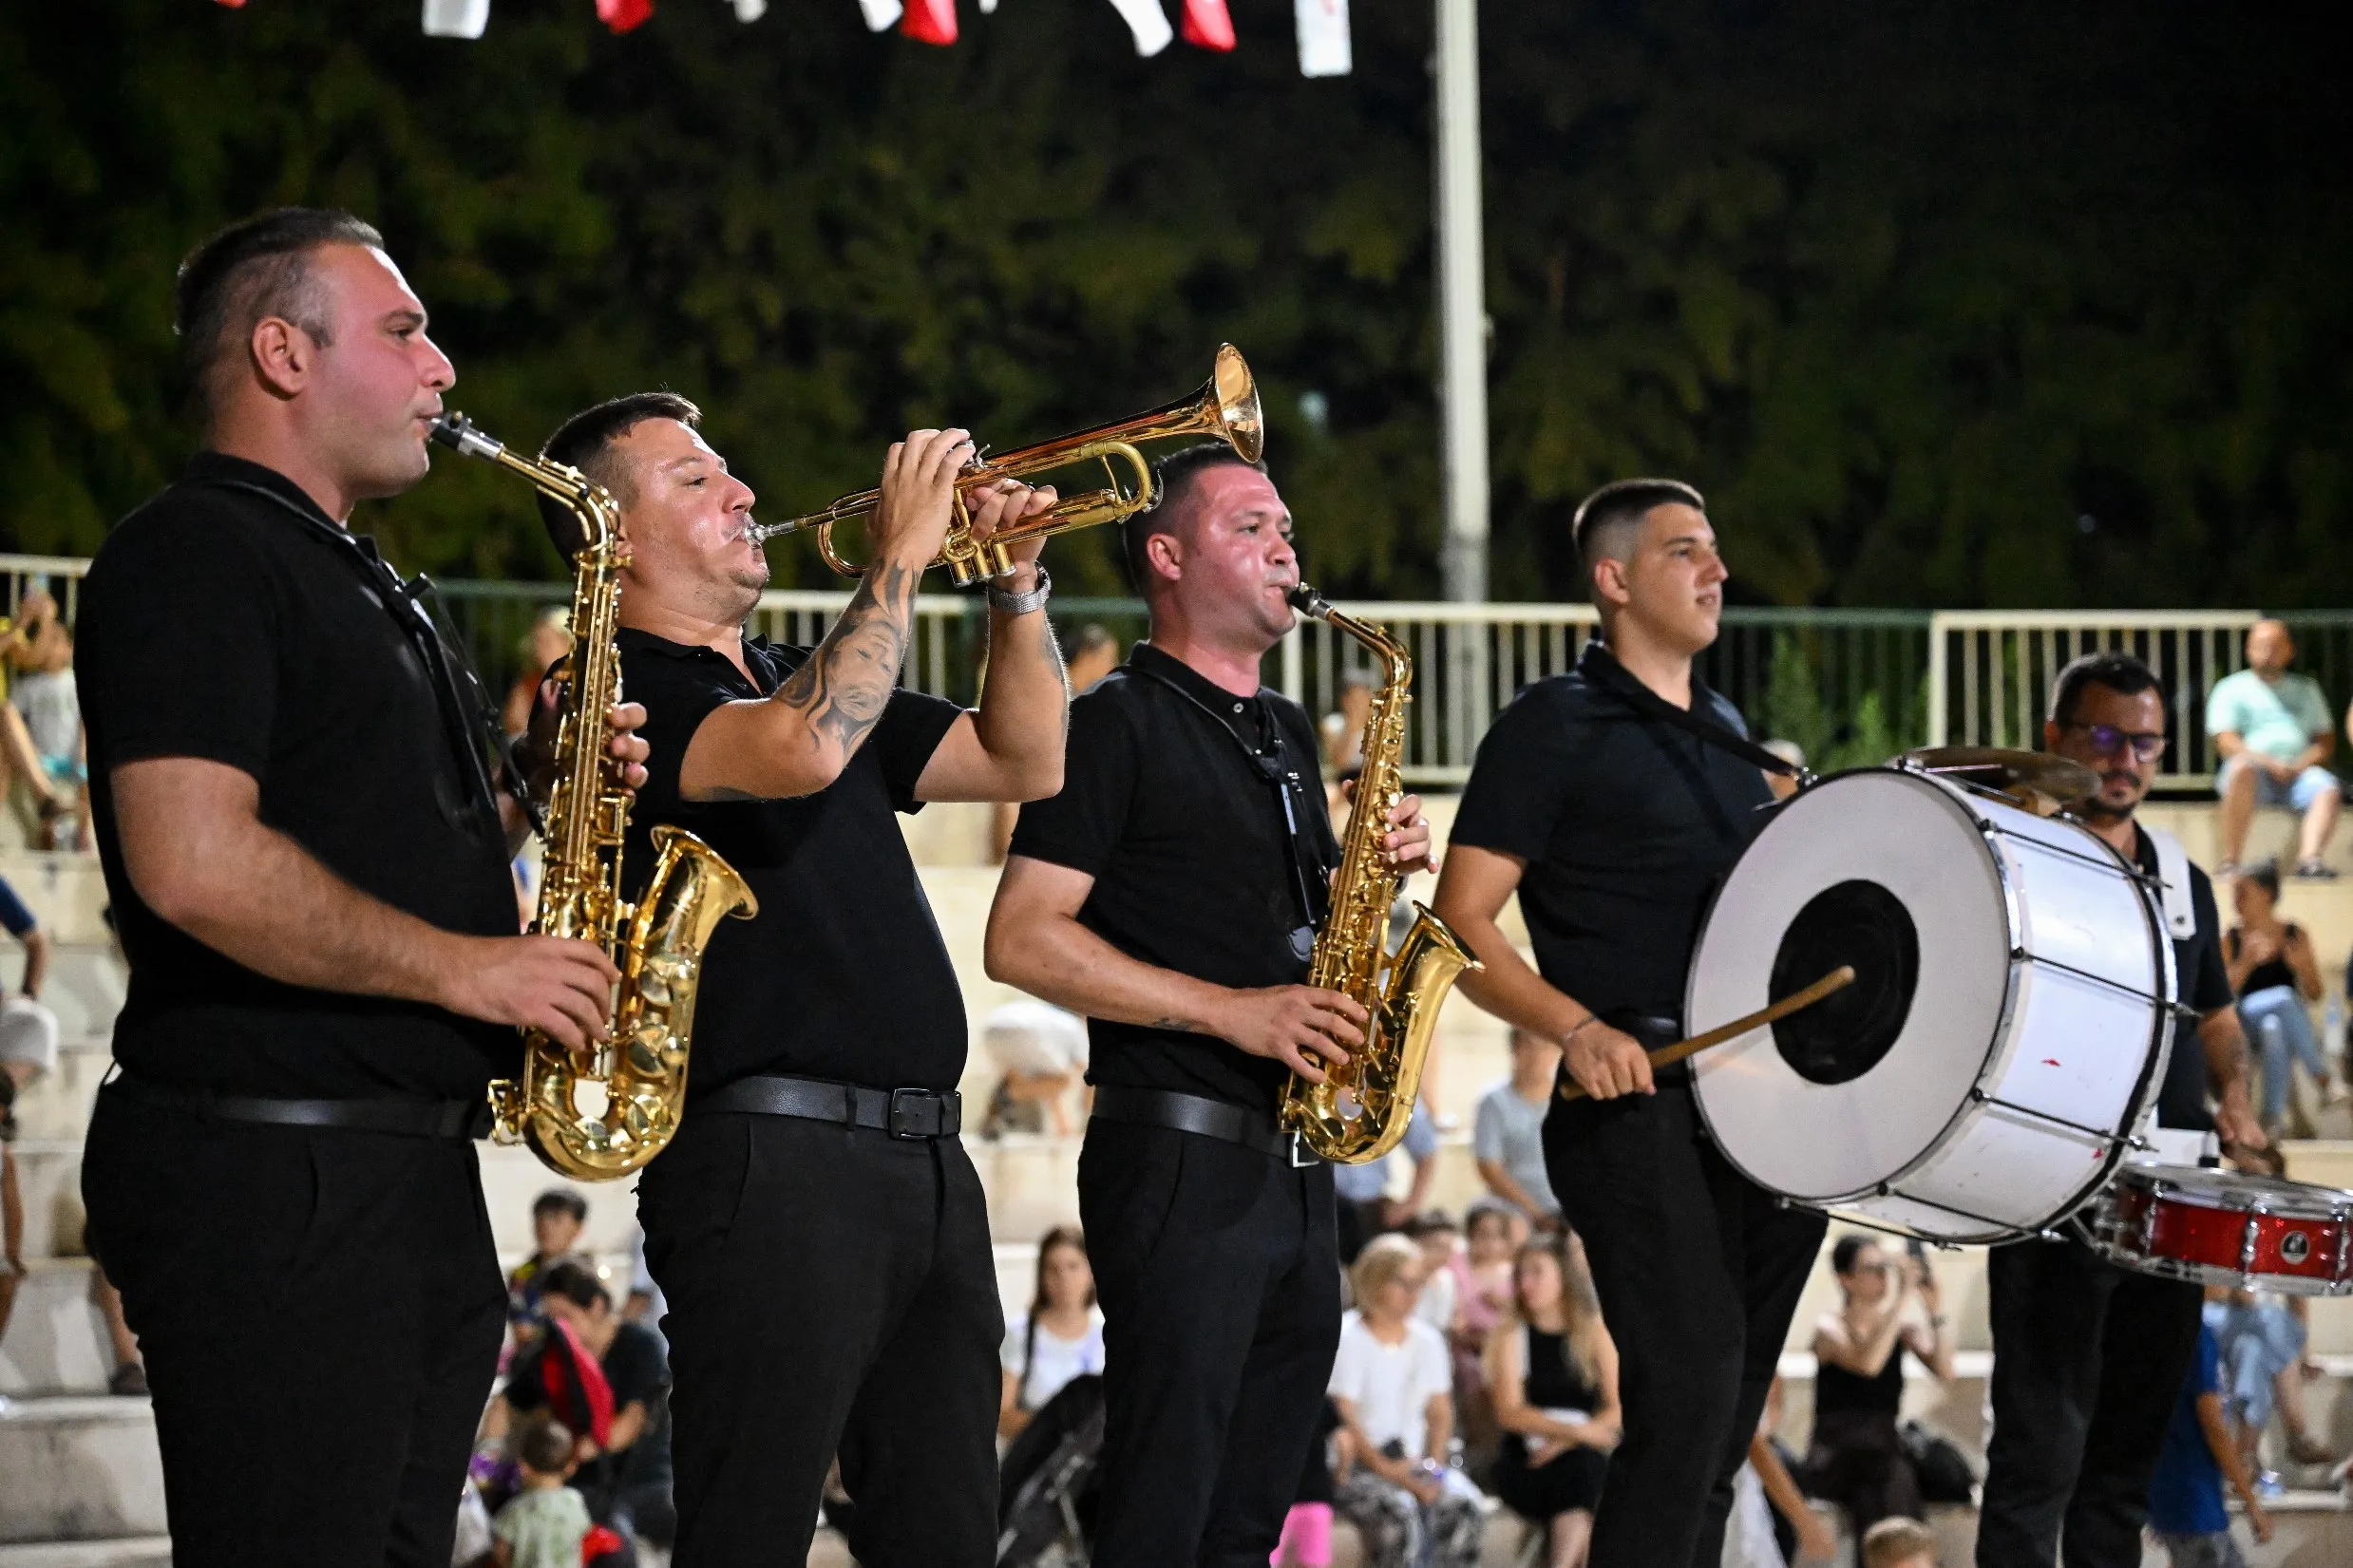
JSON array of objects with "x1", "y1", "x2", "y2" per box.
[{"x1": 1207, "y1": 341, "x2": 1264, "y2": 464}]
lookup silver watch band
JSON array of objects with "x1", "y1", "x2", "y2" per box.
[{"x1": 986, "y1": 564, "x2": 1051, "y2": 615}]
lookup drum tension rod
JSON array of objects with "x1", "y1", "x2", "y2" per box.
[
  {"x1": 1968, "y1": 1087, "x2": 2128, "y2": 1151},
  {"x1": 2006, "y1": 947, "x2": 2177, "y2": 1011}
]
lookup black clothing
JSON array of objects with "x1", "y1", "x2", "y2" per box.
[
  {"x1": 2225, "y1": 925, "x2": 2300, "y2": 999},
  {"x1": 507, "y1": 1320, "x2": 674, "y2": 1493},
  {"x1": 82, "y1": 1086, "x2": 504, "y2": 1568},
  {"x1": 1451, "y1": 640, "x2": 1775, "y2": 1035},
  {"x1": 617, "y1": 629, "x2": 965, "y2": 1094},
  {"x1": 1079, "y1": 1121, "x2": 1342, "y2": 1568},
  {"x1": 1009, "y1": 643, "x2": 1340, "y2": 1114},
  {"x1": 1546, "y1": 1082, "x2": 1826, "y2": 1567},
  {"x1": 1976, "y1": 1237, "x2": 2204, "y2": 1567},
  {"x1": 2136, "y1": 832, "x2": 2234, "y2": 1131},
  {"x1": 1815, "y1": 1345, "x2": 1906, "y2": 1419},
  {"x1": 1293, "y1": 1398, "x2": 1342, "y2": 1507},
  {"x1": 637, "y1": 1110, "x2": 1003, "y2": 1568},
  {"x1": 1494, "y1": 1326, "x2": 1610, "y2": 1519},
  {"x1": 697, "y1": 1074, "x2": 962, "y2": 1137},
  {"x1": 74, "y1": 452, "x2": 519, "y2": 1099}
]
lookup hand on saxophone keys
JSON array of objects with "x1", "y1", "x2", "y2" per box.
[
  {"x1": 1208, "y1": 984, "x2": 1366, "y2": 1086},
  {"x1": 1338, "y1": 782, "x2": 1437, "y2": 876},
  {"x1": 434, "y1": 933, "x2": 622, "y2": 1056},
  {"x1": 519, "y1": 684, "x2": 652, "y2": 802}
]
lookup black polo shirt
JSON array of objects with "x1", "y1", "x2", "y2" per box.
[
  {"x1": 75, "y1": 453, "x2": 521, "y2": 1098},
  {"x1": 617, "y1": 628, "x2": 967, "y2": 1095},
  {"x1": 1008, "y1": 642, "x2": 1339, "y2": 1113},
  {"x1": 1450, "y1": 639, "x2": 1775, "y2": 1036},
  {"x1": 2135, "y1": 829, "x2": 2233, "y2": 1132}
]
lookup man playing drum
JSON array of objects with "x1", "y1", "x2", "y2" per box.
[{"x1": 1976, "y1": 651, "x2": 2266, "y2": 1568}]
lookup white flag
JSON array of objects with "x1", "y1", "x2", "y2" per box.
[
  {"x1": 858, "y1": 0, "x2": 904, "y2": 30},
  {"x1": 1295, "y1": 0, "x2": 1350, "y2": 77},
  {"x1": 422, "y1": 0, "x2": 490, "y2": 38},
  {"x1": 1106, "y1": 0, "x2": 1173, "y2": 56},
  {"x1": 978, "y1": 0, "x2": 997, "y2": 12},
  {"x1": 732, "y1": 0, "x2": 768, "y2": 18}
]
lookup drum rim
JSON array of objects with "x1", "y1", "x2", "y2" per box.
[
  {"x1": 2081, "y1": 1172, "x2": 2353, "y2": 1296},
  {"x1": 2107, "y1": 1162, "x2": 2353, "y2": 1220},
  {"x1": 1688, "y1": 764, "x2": 2177, "y2": 1241}
]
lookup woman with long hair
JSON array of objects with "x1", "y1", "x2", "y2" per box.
[
  {"x1": 1485, "y1": 1236, "x2": 1618, "y2": 1568},
  {"x1": 1000, "y1": 1225, "x2": 1104, "y2": 1440},
  {"x1": 2226, "y1": 862, "x2": 2340, "y2": 1132}
]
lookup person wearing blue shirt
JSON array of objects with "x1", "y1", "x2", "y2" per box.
[
  {"x1": 2148, "y1": 1320, "x2": 2271, "y2": 1565},
  {"x1": 1332, "y1": 1097, "x2": 1440, "y2": 1263}
]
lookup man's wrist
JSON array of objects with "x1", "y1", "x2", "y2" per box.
[{"x1": 987, "y1": 564, "x2": 1051, "y2": 615}]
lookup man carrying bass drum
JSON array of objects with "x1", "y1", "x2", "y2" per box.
[
  {"x1": 1432, "y1": 479, "x2": 1826, "y2": 1568},
  {"x1": 1974, "y1": 652, "x2": 2266, "y2": 1568},
  {"x1": 987, "y1": 442, "x2": 1433, "y2": 1568},
  {"x1": 530, "y1": 394, "x2": 1070, "y2": 1567}
]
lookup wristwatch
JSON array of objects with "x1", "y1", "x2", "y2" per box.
[{"x1": 986, "y1": 564, "x2": 1051, "y2": 615}]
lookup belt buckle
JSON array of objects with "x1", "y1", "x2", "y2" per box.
[{"x1": 889, "y1": 1087, "x2": 954, "y2": 1140}]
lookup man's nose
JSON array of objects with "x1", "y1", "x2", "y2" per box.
[
  {"x1": 419, "y1": 335, "x2": 456, "y2": 393},
  {"x1": 728, "y1": 475, "x2": 757, "y2": 515}
]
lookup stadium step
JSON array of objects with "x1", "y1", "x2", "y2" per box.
[
  {"x1": 0, "y1": 1262, "x2": 117, "y2": 1399},
  {"x1": 0, "y1": 1542, "x2": 173, "y2": 1568},
  {"x1": 0, "y1": 1396, "x2": 164, "y2": 1544},
  {"x1": 9, "y1": 1038, "x2": 113, "y2": 1145}
]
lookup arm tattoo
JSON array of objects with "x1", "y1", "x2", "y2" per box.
[
  {"x1": 1148, "y1": 1016, "x2": 1204, "y2": 1033},
  {"x1": 773, "y1": 558, "x2": 919, "y2": 754}
]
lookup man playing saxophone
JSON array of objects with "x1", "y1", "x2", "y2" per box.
[
  {"x1": 986, "y1": 443, "x2": 1434, "y2": 1568},
  {"x1": 73, "y1": 208, "x2": 648, "y2": 1568},
  {"x1": 530, "y1": 392, "x2": 1068, "y2": 1567}
]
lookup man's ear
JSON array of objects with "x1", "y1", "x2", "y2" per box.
[
  {"x1": 1147, "y1": 531, "x2": 1184, "y2": 583},
  {"x1": 1589, "y1": 556, "x2": 1631, "y2": 613},
  {"x1": 248, "y1": 317, "x2": 314, "y2": 402}
]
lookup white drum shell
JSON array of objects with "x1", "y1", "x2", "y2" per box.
[{"x1": 1689, "y1": 769, "x2": 2174, "y2": 1243}]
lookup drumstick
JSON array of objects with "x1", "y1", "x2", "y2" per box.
[{"x1": 1557, "y1": 965, "x2": 1857, "y2": 1103}]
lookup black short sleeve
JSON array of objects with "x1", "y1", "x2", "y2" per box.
[
  {"x1": 1007, "y1": 685, "x2": 1142, "y2": 875},
  {"x1": 627, "y1": 669, "x2": 738, "y2": 831},
  {"x1": 603, "y1": 1322, "x2": 669, "y2": 1411},
  {"x1": 1450, "y1": 686, "x2": 1577, "y2": 862},
  {"x1": 2186, "y1": 866, "x2": 2234, "y2": 1013},
  {"x1": 870, "y1": 687, "x2": 965, "y2": 814},
  {"x1": 77, "y1": 513, "x2": 279, "y2": 782}
]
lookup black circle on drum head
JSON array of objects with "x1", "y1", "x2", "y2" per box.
[{"x1": 1769, "y1": 878, "x2": 1920, "y2": 1086}]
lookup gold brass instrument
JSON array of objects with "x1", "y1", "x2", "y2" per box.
[
  {"x1": 429, "y1": 413, "x2": 758, "y2": 1181},
  {"x1": 748, "y1": 343, "x2": 1263, "y2": 585},
  {"x1": 1280, "y1": 584, "x2": 1481, "y2": 1163}
]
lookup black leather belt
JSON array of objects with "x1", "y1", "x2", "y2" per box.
[
  {"x1": 696, "y1": 1074, "x2": 962, "y2": 1139},
  {"x1": 103, "y1": 1067, "x2": 491, "y2": 1140},
  {"x1": 1090, "y1": 1085, "x2": 1320, "y2": 1166}
]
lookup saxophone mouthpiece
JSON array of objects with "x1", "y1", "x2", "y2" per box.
[
  {"x1": 427, "y1": 412, "x2": 504, "y2": 463},
  {"x1": 1287, "y1": 582, "x2": 1334, "y2": 621}
]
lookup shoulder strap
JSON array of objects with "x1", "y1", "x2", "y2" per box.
[
  {"x1": 1580, "y1": 643, "x2": 1799, "y2": 779},
  {"x1": 2140, "y1": 823, "x2": 2199, "y2": 940}
]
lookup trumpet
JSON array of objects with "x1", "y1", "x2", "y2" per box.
[{"x1": 748, "y1": 344, "x2": 1262, "y2": 585}]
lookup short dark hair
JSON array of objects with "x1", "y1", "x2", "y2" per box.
[
  {"x1": 516, "y1": 1418, "x2": 576, "y2": 1477},
  {"x1": 537, "y1": 1258, "x2": 612, "y2": 1313},
  {"x1": 1073, "y1": 623, "x2": 1117, "y2": 656},
  {"x1": 1402, "y1": 1210, "x2": 1459, "y2": 1238},
  {"x1": 1831, "y1": 1234, "x2": 1877, "y2": 1275},
  {"x1": 537, "y1": 391, "x2": 704, "y2": 558},
  {"x1": 532, "y1": 1188, "x2": 589, "y2": 1225},
  {"x1": 1570, "y1": 478, "x2": 1705, "y2": 607},
  {"x1": 1120, "y1": 440, "x2": 1269, "y2": 593},
  {"x1": 2048, "y1": 651, "x2": 2165, "y2": 729},
  {"x1": 175, "y1": 208, "x2": 385, "y2": 416},
  {"x1": 2244, "y1": 859, "x2": 2281, "y2": 900}
]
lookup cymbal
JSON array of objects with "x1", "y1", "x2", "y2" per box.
[{"x1": 1901, "y1": 746, "x2": 2100, "y2": 809}]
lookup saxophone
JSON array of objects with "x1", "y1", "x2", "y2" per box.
[
  {"x1": 430, "y1": 413, "x2": 759, "y2": 1181},
  {"x1": 1280, "y1": 585, "x2": 1481, "y2": 1163}
]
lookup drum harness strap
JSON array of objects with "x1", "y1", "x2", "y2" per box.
[{"x1": 2139, "y1": 823, "x2": 2200, "y2": 939}]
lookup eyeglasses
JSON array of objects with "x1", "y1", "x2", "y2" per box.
[{"x1": 2066, "y1": 722, "x2": 2167, "y2": 761}]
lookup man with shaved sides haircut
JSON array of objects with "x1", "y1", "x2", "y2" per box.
[
  {"x1": 537, "y1": 390, "x2": 1069, "y2": 1566},
  {"x1": 1434, "y1": 479, "x2": 1825, "y2": 1566},
  {"x1": 989, "y1": 442, "x2": 1434, "y2": 1567},
  {"x1": 73, "y1": 208, "x2": 647, "y2": 1565}
]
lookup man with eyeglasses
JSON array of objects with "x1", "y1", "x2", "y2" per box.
[{"x1": 1975, "y1": 651, "x2": 2265, "y2": 1568}]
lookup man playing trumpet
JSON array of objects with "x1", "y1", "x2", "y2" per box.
[{"x1": 529, "y1": 393, "x2": 1067, "y2": 1567}]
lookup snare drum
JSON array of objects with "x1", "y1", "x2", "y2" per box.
[
  {"x1": 1688, "y1": 766, "x2": 2176, "y2": 1243},
  {"x1": 2081, "y1": 1164, "x2": 2353, "y2": 1296}
]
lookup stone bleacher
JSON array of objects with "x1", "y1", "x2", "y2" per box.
[{"x1": 7, "y1": 796, "x2": 2353, "y2": 1562}]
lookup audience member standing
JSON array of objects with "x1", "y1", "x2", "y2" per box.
[
  {"x1": 1328, "y1": 1237, "x2": 1485, "y2": 1568},
  {"x1": 1473, "y1": 1029, "x2": 1565, "y2": 1228},
  {"x1": 2223, "y1": 862, "x2": 2340, "y2": 1130},
  {"x1": 1803, "y1": 1237, "x2": 1953, "y2": 1538},
  {"x1": 1487, "y1": 1237, "x2": 1619, "y2": 1568},
  {"x1": 2207, "y1": 619, "x2": 2340, "y2": 877}
]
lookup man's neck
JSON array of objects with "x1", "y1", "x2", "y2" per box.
[
  {"x1": 1512, "y1": 1065, "x2": 1553, "y2": 1101},
  {"x1": 1601, "y1": 618, "x2": 1696, "y2": 708},
  {"x1": 581, "y1": 1317, "x2": 618, "y2": 1358},
  {"x1": 2081, "y1": 806, "x2": 2141, "y2": 858},
  {"x1": 618, "y1": 591, "x2": 755, "y2": 678},
  {"x1": 210, "y1": 425, "x2": 360, "y2": 525},
  {"x1": 1145, "y1": 619, "x2": 1268, "y2": 698}
]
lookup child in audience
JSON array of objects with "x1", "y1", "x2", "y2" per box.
[
  {"x1": 2149, "y1": 1319, "x2": 2272, "y2": 1566},
  {"x1": 1405, "y1": 1211, "x2": 1461, "y2": 1333},
  {"x1": 1859, "y1": 1517, "x2": 1937, "y2": 1568},
  {"x1": 494, "y1": 1419, "x2": 593, "y2": 1568},
  {"x1": 508, "y1": 1188, "x2": 589, "y2": 1336}
]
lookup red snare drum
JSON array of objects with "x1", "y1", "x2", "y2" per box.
[{"x1": 2081, "y1": 1164, "x2": 2353, "y2": 1296}]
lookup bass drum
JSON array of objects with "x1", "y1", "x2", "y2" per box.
[{"x1": 1687, "y1": 766, "x2": 2175, "y2": 1243}]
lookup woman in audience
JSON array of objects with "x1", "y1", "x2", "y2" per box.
[
  {"x1": 2225, "y1": 862, "x2": 2339, "y2": 1133},
  {"x1": 1328, "y1": 1235, "x2": 1485, "y2": 1568},
  {"x1": 1000, "y1": 1225, "x2": 1105, "y2": 1439},
  {"x1": 1485, "y1": 1237, "x2": 1618, "y2": 1568},
  {"x1": 1803, "y1": 1236, "x2": 1953, "y2": 1539},
  {"x1": 1449, "y1": 1202, "x2": 1520, "y2": 1470}
]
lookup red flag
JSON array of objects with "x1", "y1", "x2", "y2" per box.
[
  {"x1": 597, "y1": 0, "x2": 655, "y2": 33},
  {"x1": 212, "y1": 0, "x2": 245, "y2": 9},
  {"x1": 1180, "y1": 0, "x2": 1233, "y2": 50},
  {"x1": 901, "y1": 0, "x2": 958, "y2": 44}
]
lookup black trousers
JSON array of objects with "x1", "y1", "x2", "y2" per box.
[
  {"x1": 636, "y1": 1111, "x2": 1003, "y2": 1568},
  {"x1": 1977, "y1": 1235, "x2": 2204, "y2": 1568},
  {"x1": 1544, "y1": 1080, "x2": 1826, "y2": 1568},
  {"x1": 1079, "y1": 1121, "x2": 1342, "y2": 1568},
  {"x1": 80, "y1": 1086, "x2": 505, "y2": 1568}
]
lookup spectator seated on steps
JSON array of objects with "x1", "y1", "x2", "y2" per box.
[
  {"x1": 2224, "y1": 861, "x2": 2344, "y2": 1135},
  {"x1": 494, "y1": 1417, "x2": 595, "y2": 1568},
  {"x1": 978, "y1": 996, "x2": 1091, "y2": 1139},
  {"x1": 1485, "y1": 1234, "x2": 1618, "y2": 1568},
  {"x1": 1859, "y1": 1517, "x2": 1938, "y2": 1568},
  {"x1": 1473, "y1": 1028, "x2": 1565, "y2": 1231},
  {"x1": 6, "y1": 586, "x2": 89, "y2": 851},
  {"x1": 1000, "y1": 1224, "x2": 1105, "y2": 1440},
  {"x1": 508, "y1": 1187, "x2": 590, "y2": 1342},
  {"x1": 2207, "y1": 619, "x2": 2341, "y2": 878},
  {"x1": 1802, "y1": 1236, "x2": 1954, "y2": 1540}
]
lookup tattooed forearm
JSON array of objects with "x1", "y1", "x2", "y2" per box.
[
  {"x1": 1148, "y1": 1016, "x2": 1205, "y2": 1033},
  {"x1": 772, "y1": 558, "x2": 920, "y2": 757}
]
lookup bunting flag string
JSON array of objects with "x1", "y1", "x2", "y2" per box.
[
  {"x1": 901, "y1": 0, "x2": 958, "y2": 45},
  {"x1": 858, "y1": 0, "x2": 903, "y2": 31},
  {"x1": 1179, "y1": 0, "x2": 1234, "y2": 52},
  {"x1": 423, "y1": 0, "x2": 491, "y2": 38},
  {"x1": 1104, "y1": 0, "x2": 1173, "y2": 56},
  {"x1": 1295, "y1": 0, "x2": 1350, "y2": 77},
  {"x1": 596, "y1": 0, "x2": 655, "y2": 33}
]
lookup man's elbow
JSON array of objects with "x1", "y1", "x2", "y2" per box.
[
  {"x1": 129, "y1": 853, "x2": 221, "y2": 935},
  {"x1": 1011, "y1": 752, "x2": 1064, "y2": 803}
]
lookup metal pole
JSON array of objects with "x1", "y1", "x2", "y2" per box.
[{"x1": 1434, "y1": 0, "x2": 1489, "y2": 606}]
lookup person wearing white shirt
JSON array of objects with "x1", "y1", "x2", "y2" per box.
[
  {"x1": 1000, "y1": 1225, "x2": 1106, "y2": 1438},
  {"x1": 1328, "y1": 1236, "x2": 1485, "y2": 1568}
]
